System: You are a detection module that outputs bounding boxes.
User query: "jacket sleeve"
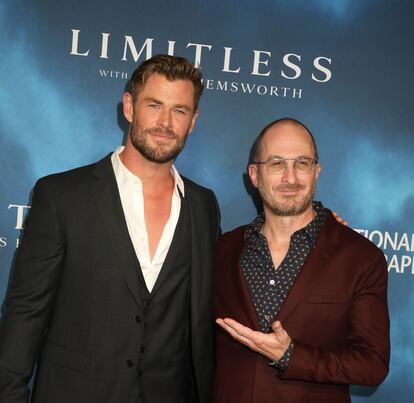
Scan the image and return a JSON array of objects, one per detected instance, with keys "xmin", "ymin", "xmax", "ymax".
[
  {"xmin": 0, "ymin": 178, "xmax": 65, "ymax": 402},
  {"xmin": 279, "ymin": 250, "xmax": 390, "ymax": 386}
]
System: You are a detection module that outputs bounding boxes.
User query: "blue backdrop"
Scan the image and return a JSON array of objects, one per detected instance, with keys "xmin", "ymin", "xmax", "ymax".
[{"xmin": 1, "ymin": 0, "xmax": 413, "ymax": 401}]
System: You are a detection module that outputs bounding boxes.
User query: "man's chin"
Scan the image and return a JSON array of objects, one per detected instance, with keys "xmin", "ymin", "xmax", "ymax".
[{"xmin": 269, "ymin": 200, "xmax": 312, "ymax": 217}]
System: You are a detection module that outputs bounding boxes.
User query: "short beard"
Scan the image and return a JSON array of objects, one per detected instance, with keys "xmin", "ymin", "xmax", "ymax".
[
  {"xmin": 130, "ymin": 124, "xmax": 187, "ymax": 164},
  {"xmin": 264, "ymin": 183, "xmax": 315, "ymax": 217}
]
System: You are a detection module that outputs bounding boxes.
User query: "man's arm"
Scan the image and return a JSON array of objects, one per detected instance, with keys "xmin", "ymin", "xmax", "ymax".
[
  {"xmin": 217, "ymin": 250, "xmax": 390, "ymax": 386},
  {"xmin": 281, "ymin": 250, "xmax": 390, "ymax": 386},
  {"xmin": 0, "ymin": 179, "xmax": 65, "ymax": 402}
]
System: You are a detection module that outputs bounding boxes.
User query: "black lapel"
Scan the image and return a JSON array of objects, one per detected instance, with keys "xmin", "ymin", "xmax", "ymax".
[
  {"xmin": 185, "ymin": 184, "xmax": 212, "ymax": 328},
  {"xmin": 89, "ymin": 154, "xmax": 146, "ymax": 307},
  {"xmin": 150, "ymin": 190, "xmax": 189, "ymax": 295}
]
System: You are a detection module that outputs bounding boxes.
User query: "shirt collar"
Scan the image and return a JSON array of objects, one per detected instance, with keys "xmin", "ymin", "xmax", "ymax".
[
  {"xmin": 111, "ymin": 146, "xmax": 185, "ymax": 197},
  {"xmin": 245, "ymin": 201, "xmax": 326, "ymax": 244}
]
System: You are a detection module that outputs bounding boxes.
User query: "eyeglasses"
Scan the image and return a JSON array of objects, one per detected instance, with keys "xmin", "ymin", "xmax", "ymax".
[{"xmin": 251, "ymin": 157, "xmax": 318, "ymax": 175}]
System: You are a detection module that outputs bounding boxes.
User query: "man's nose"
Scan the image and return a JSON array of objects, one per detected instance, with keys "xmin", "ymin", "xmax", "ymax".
[
  {"xmin": 157, "ymin": 108, "xmax": 173, "ymax": 128},
  {"xmin": 281, "ymin": 161, "xmax": 298, "ymax": 183}
]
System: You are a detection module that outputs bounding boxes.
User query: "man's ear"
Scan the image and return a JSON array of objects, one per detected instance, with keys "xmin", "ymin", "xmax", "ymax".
[
  {"xmin": 123, "ymin": 92, "xmax": 133, "ymax": 124},
  {"xmin": 188, "ymin": 110, "xmax": 199, "ymax": 134},
  {"xmin": 248, "ymin": 164, "xmax": 259, "ymax": 188},
  {"xmin": 315, "ymin": 162, "xmax": 322, "ymax": 180}
]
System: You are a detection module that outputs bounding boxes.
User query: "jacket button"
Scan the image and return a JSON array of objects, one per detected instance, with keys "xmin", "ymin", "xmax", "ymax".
[
  {"xmin": 126, "ymin": 360, "xmax": 134, "ymax": 368},
  {"xmin": 138, "ymin": 370, "xmax": 143, "ymax": 377},
  {"xmin": 135, "ymin": 315, "xmax": 142, "ymax": 323},
  {"xmin": 140, "ymin": 346, "xmax": 146, "ymax": 353}
]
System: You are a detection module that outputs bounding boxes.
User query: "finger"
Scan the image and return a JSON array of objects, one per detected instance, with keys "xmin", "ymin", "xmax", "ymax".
[
  {"xmin": 222, "ymin": 318, "xmax": 258, "ymax": 339},
  {"xmin": 332, "ymin": 211, "xmax": 349, "ymax": 227},
  {"xmin": 217, "ymin": 319, "xmax": 257, "ymax": 347}
]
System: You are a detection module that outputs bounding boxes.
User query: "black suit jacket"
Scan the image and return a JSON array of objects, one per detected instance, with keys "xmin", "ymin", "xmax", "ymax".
[{"xmin": 0, "ymin": 154, "xmax": 220, "ymax": 403}]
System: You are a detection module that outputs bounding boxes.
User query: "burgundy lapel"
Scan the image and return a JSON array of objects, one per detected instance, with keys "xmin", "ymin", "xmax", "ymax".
[
  {"xmin": 232, "ymin": 234, "xmax": 262, "ymax": 331},
  {"xmin": 276, "ymin": 214, "xmax": 339, "ymax": 323}
]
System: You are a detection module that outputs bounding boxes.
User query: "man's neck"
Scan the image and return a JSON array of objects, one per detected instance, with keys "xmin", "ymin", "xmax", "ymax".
[
  {"xmin": 120, "ymin": 143, "xmax": 174, "ymax": 194},
  {"xmin": 261, "ymin": 206, "xmax": 315, "ymax": 244}
]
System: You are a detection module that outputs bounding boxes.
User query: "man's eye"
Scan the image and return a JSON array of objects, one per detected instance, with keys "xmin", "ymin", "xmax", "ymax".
[
  {"xmin": 175, "ymin": 108, "xmax": 186, "ymax": 115},
  {"xmin": 269, "ymin": 160, "xmax": 284, "ymax": 167},
  {"xmin": 149, "ymin": 103, "xmax": 159, "ymax": 108},
  {"xmin": 297, "ymin": 159, "xmax": 310, "ymax": 167}
]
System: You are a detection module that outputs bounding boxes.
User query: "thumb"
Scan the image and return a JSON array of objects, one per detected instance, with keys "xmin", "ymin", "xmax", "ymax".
[{"xmin": 271, "ymin": 320, "xmax": 283, "ymax": 334}]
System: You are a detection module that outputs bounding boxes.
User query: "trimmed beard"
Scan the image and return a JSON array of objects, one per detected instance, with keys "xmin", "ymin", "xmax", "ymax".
[
  {"xmin": 262, "ymin": 182, "xmax": 316, "ymax": 217},
  {"xmin": 130, "ymin": 123, "xmax": 188, "ymax": 164}
]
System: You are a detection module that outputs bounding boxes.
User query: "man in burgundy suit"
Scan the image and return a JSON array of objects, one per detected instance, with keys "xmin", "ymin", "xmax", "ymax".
[{"xmin": 213, "ymin": 118, "xmax": 390, "ymax": 403}]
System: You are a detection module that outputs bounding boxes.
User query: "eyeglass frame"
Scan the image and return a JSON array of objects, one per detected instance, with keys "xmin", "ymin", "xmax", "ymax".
[{"xmin": 250, "ymin": 156, "xmax": 319, "ymax": 175}]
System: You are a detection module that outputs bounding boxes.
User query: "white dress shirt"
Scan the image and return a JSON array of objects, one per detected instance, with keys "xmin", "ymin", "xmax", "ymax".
[{"xmin": 111, "ymin": 146, "xmax": 184, "ymax": 292}]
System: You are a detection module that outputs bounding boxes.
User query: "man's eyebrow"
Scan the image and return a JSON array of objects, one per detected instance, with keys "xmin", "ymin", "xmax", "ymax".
[
  {"xmin": 143, "ymin": 97, "xmax": 192, "ymax": 111},
  {"xmin": 143, "ymin": 97, "xmax": 162, "ymax": 104},
  {"xmin": 266, "ymin": 154, "xmax": 313, "ymax": 160}
]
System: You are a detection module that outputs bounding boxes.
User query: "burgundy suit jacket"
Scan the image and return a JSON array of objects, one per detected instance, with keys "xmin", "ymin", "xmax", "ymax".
[{"xmin": 213, "ymin": 211, "xmax": 389, "ymax": 403}]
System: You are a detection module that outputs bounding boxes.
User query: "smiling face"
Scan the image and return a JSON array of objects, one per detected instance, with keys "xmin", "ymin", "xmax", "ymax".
[
  {"xmin": 248, "ymin": 121, "xmax": 321, "ymax": 217},
  {"xmin": 123, "ymin": 73, "xmax": 198, "ymax": 164}
]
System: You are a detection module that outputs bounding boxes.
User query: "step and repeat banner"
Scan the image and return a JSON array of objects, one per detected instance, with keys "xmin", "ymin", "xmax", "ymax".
[{"xmin": 1, "ymin": 0, "xmax": 413, "ymax": 401}]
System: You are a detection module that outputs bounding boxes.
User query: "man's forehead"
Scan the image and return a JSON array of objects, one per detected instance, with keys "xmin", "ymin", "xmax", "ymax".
[
  {"xmin": 264, "ymin": 123, "xmax": 312, "ymax": 144},
  {"xmin": 136, "ymin": 73, "xmax": 195, "ymax": 106},
  {"xmin": 261, "ymin": 123, "xmax": 314, "ymax": 156}
]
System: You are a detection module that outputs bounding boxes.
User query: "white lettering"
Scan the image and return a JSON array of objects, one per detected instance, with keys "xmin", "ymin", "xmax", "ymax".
[
  {"xmin": 257, "ymin": 85, "xmax": 267, "ymax": 95},
  {"xmin": 312, "ymin": 57, "xmax": 332, "ymax": 82},
  {"xmin": 252, "ymin": 50, "xmax": 271, "ymax": 76},
  {"xmin": 383, "ymin": 231, "xmax": 398, "ymax": 250},
  {"xmin": 388, "ymin": 254, "xmax": 400, "ymax": 273},
  {"xmin": 205, "ymin": 79, "xmax": 214, "ymax": 90},
  {"xmin": 122, "ymin": 37, "xmax": 153, "ymax": 62},
  {"xmin": 223, "ymin": 47, "xmax": 241, "ymax": 73},
  {"xmin": 217, "ymin": 80, "xmax": 228, "ymax": 91},
  {"xmin": 281, "ymin": 53, "xmax": 301, "ymax": 79},
  {"xmin": 186, "ymin": 43, "xmax": 213, "ymax": 67},
  {"xmin": 100, "ymin": 33, "xmax": 110, "ymax": 59},
  {"xmin": 8, "ymin": 204, "xmax": 31, "ymax": 230},
  {"xmin": 230, "ymin": 82, "xmax": 238, "ymax": 92},
  {"xmin": 368, "ymin": 230, "xmax": 384, "ymax": 248},
  {"xmin": 167, "ymin": 40, "xmax": 176, "ymax": 56},
  {"xmin": 240, "ymin": 82, "xmax": 256, "ymax": 94},
  {"xmin": 281, "ymin": 87, "xmax": 290, "ymax": 97},
  {"xmin": 397, "ymin": 233, "xmax": 410, "ymax": 252},
  {"xmin": 292, "ymin": 88, "xmax": 302, "ymax": 98},
  {"xmin": 70, "ymin": 29, "xmax": 89, "ymax": 56}
]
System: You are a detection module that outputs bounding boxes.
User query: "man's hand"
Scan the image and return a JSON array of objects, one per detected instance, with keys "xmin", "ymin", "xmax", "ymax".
[
  {"xmin": 216, "ymin": 318, "xmax": 291, "ymax": 362},
  {"xmin": 332, "ymin": 211, "xmax": 348, "ymax": 226}
]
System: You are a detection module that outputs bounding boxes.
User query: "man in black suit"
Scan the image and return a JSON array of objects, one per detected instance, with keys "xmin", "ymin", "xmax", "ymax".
[{"xmin": 0, "ymin": 55, "xmax": 220, "ymax": 403}]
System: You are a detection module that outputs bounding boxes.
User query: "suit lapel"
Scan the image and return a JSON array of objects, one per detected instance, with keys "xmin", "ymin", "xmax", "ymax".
[
  {"xmin": 89, "ymin": 155, "xmax": 146, "ymax": 307},
  {"xmin": 277, "ymin": 214, "xmax": 338, "ymax": 323},
  {"xmin": 185, "ymin": 184, "xmax": 214, "ymax": 331},
  {"xmin": 234, "ymin": 242, "xmax": 262, "ymax": 330},
  {"xmin": 150, "ymin": 193, "xmax": 188, "ymax": 296}
]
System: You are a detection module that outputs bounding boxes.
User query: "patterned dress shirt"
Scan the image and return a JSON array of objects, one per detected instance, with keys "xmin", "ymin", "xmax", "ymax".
[{"xmin": 242, "ymin": 201, "xmax": 327, "ymax": 370}]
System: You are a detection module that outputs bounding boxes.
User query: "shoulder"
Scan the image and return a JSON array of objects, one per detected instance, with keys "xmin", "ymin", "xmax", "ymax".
[
  {"xmin": 181, "ymin": 175, "xmax": 216, "ymax": 198},
  {"xmin": 216, "ymin": 225, "xmax": 246, "ymax": 252},
  {"xmin": 35, "ymin": 154, "xmax": 111, "ymax": 191},
  {"xmin": 324, "ymin": 209, "xmax": 384, "ymax": 258},
  {"xmin": 181, "ymin": 175, "xmax": 220, "ymax": 213}
]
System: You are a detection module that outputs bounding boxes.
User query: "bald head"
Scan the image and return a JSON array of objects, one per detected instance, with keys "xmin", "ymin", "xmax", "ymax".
[{"xmin": 249, "ymin": 118, "xmax": 319, "ymax": 163}]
